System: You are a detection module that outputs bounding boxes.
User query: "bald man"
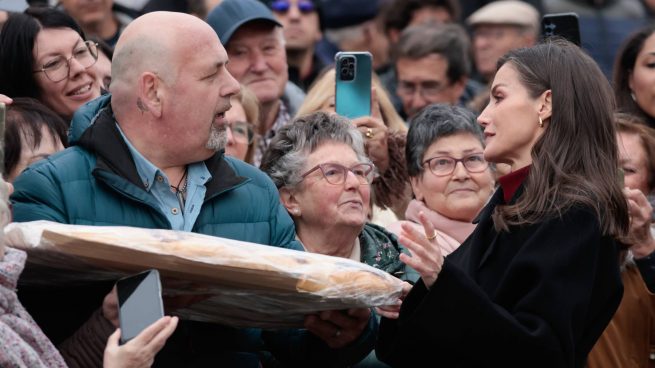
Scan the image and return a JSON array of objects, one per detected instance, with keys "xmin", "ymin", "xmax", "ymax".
[{"xmin": 11, "ymin": 12, "xmax": 374, "ymax": 368}]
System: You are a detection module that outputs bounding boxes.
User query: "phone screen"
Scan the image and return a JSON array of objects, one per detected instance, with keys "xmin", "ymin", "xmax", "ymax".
[{"xmin": 117, "ymin": 269, "xmax": 164, "ymax": 344}]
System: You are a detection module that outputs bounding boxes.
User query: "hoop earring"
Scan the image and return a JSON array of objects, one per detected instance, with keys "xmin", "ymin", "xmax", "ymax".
[{"xmin": 538, "ymin": 116, "xmax": 544, "ymax": 128}]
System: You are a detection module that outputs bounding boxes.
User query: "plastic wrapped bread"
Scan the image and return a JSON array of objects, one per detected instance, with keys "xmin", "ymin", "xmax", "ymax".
[{"xmin": 5, "ymin": 221, "xmax": 404, "ymax": 328}]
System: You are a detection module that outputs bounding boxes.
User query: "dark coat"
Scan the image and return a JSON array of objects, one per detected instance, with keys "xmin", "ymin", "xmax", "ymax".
[{"xmin": 376, "ymin": 187, "xmax": 623, "ymax": 368}]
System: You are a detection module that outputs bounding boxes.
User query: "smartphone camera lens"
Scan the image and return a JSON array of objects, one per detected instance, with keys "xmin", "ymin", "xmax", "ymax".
[{"xmin": 339, "ymin": 56, "xmax": 356, "ymax": 81}]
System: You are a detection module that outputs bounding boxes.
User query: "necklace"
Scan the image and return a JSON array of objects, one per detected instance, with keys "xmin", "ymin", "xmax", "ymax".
[{"xmin": 170, "ymin": 166, "xmax": 188, "ymax": 212}]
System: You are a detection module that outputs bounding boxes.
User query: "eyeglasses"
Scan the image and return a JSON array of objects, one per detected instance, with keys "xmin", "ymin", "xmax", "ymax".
[
  {"xmin": 226, "ymin": 121, "xmax": 255, "ymax": 144},
  {"xmin": 33, "ymin": 41, "xmax": 99, "ymax": 83},
  {"xmin": 269, "ymin": 0, "xmax": 316, "ymax": 14},
  {"xmin": 300, "ymin": 162, "xmax": 376, "ymax": 185},
  {"xmin": 397, "ymin": 80, "xmax": 452, "ymax": 99},
  {"xmin": 422, "ymin": 153, "xmax": 488, "ymax": 176}
]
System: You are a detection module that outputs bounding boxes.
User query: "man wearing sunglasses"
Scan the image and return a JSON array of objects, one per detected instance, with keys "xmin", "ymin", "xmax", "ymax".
[{"xmin": 267, "ymin": 0, "xmax": 327, "ymax": 91}]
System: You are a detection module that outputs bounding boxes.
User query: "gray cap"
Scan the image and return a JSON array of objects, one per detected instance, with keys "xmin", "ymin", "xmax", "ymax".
[
  {"xmin": 467, "ymin": 0, "xmax": 539, "ymax": 28},
  {"xmin": 206, "ymin": 0, "xmax": 282, "ymax": 45},
  {"xmin": 0, "ymin": 0, "xmax": 28, "ymax": 12}
]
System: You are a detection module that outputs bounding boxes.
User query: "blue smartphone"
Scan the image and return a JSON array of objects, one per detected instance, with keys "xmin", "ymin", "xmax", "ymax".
[
  {"xmin": 335, "ymin": 51, "xmax": 372, "ymax": 119},
  {"xmin": 116, "ymin": 269, "xmax": 164, "ymax": 344}
]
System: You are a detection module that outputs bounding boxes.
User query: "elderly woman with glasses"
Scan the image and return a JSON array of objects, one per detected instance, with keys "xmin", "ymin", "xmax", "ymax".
[
  {"xmin": 261, "ymin": 112, "xmax": 417, "ymax": 367},
  {"xmin": 261, "ymin": 111, "xmax": 418, "ymax": 283},
  {"xmin": 0, "ymin": 7, "xmax": 102, "ymax": 121},
  {"xmin": 388, "ymin": 104, "xmax": 495, "ymax": 255}
]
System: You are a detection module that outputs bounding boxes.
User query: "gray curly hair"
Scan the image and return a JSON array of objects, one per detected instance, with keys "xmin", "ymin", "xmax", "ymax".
[{"xmin": 260, "ymin": 111, "xmax": 371, "ymax": 189}]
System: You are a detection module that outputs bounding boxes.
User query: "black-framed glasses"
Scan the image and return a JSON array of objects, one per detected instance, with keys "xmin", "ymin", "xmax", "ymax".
[
  {"xmin": 226, "ymin": 121, "xmax": 255, "ymax": 144},
  {"xmin": 33, "ymin": 41, "xmax": 99, "ymax": 83},
  {"xmin": 270, "ymin": 0, "xmax": 316, "ymax": 14},
  {"xmin": 422, "ymin": 153, "xmax": 488, "ymax": 177},
  {"xmin": 300, "ymin": 162, "xmax": 376, "ymax": 185}
]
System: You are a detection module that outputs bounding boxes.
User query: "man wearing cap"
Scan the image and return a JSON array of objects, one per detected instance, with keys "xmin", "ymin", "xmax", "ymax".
[
  {"xmin": 467, "ymin": 0, "xmax": 539, "ymax": 83},
  {"xmin": 207, "ymin": 0, "xmax": 305, "ymax": 166},
  {"xmin": 267, "ymin": 0, "xmax": 326, "ymax": 91}
]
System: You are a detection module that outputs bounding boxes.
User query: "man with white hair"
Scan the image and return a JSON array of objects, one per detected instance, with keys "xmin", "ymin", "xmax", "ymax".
[{"xmin": 12, "ymin": 11, "xmax": 374, "ymax": 367}]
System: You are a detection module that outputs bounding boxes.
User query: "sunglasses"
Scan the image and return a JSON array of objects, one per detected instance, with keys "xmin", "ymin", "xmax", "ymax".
[{"xmin": 270, "ymin": 0, "xmax": 316, "ymax": 14}]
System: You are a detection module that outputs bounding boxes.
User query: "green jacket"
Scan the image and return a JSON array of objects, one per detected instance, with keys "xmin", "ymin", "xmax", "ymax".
[
  {"xmin": 360, "ymin": 223, "xmax": 419, "ymax": 284},
  {"xmin": 10, "ymin": 96, "xmax": 375, "ymax": 368}
]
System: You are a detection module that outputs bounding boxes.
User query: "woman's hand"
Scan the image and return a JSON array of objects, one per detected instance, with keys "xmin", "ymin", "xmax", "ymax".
[
  {"xmin": 352, "ymin": 87, "xmax": 389, "ymax": 174},
  {"xmin": 398, "ymin": 212, "xmax": 444, "ymax": 288},
  {"xmin": 304, "ymin": 307, "xmax": 371, "ymax": 349},
  {"xmin": 103, "ymin": 316, "xmax": 178, "ymax": 368},
  {"xmin": 625, "ymin": 188, "xmax": 655, "ymax": 258},
  {"xmin": 375, "ymin": 281, "xmax": 412, "ymax": 319},
  {"xmin": 0, "ymin": 94, "xmax": 12, "ymax": 104}
]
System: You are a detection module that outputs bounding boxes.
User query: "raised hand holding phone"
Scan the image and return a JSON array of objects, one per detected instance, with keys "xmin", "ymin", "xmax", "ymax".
[{"xmin": 116, "ymin": 269, "xmax": 164, "ymax": 344}]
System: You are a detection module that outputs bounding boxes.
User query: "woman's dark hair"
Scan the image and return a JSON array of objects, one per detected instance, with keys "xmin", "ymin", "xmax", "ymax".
[
  {"xmin": 5, "ymin": 97, "xmax": 69, "ymax": 178},
  {"xmin": 0, "ymin": 7, "xmax": 85, "ymax": 101},
  {"xmin": 406, "ymin": 103, "xmax": 484, "ymax": 177},
  {"xmin": 612, "ymin": 25, "xmax": 655, "ymax": 125},
  {"xmin": 494, "ymin": 39, "xmax": 629, "ymax": 238}
]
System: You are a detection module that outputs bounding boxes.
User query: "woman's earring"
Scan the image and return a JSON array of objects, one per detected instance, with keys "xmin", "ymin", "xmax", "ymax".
[
  {"xmin": 293, "ymin": 209, "xmax": 301, "ymax": 216},
  {"xmin": 631, "ymin": 91, "xmax": 637, "ymax": 102},
  {"xmin": 538, "ymin": 116, "xmax": 544, "ymax": 128}
]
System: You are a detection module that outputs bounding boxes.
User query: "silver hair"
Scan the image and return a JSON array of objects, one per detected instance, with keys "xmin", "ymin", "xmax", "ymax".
[
  {"xmin": 260, "ymin": 112, "xmax": 371, "ymax": 189},
  {"xmin": 206, "ymin": 124, "xmax": 227, "ymax": 151}
]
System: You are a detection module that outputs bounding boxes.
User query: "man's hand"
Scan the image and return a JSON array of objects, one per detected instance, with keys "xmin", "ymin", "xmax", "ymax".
[
  {"xmin": 102, "ymin": 286, "xmax": 119, "ymax": 328},
  {"xmin": 304, "ymin": 308, "xmax": 371, "ymax": 348},
  {"xmin": 103, "ymin": 316, "xmax": 178, "ymax": 368}
]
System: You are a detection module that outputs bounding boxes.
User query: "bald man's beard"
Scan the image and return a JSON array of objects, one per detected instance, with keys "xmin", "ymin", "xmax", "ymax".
[{"xmin": 206, "ymin": 125, "xmax": 227, "ymax": 151}]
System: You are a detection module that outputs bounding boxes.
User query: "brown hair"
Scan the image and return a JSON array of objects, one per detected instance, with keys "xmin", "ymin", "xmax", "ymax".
[
  {"xmin": 615, "ymin": 112, "xmax": 655, "ymax": 192},
  {"xmin": 493, "ymin": 40, "xmax": 629, "ymax": 238}
]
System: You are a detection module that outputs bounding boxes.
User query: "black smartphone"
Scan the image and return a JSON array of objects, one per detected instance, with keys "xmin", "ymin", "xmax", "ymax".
[
  {"xmin": 335, "ymin": 51, "xmax": 372, "ymax": 119},
  {"xmin": 116, "ymin": 269, "xmax": 164, "ymax": 344},
  {"xmin": 542, "ymin": 12, "xmax": 581, "ymax": 46}
]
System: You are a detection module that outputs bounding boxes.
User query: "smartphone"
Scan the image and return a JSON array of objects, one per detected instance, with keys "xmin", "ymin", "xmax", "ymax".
[
  {"xmin": 542, "ymin": 13, "xmax": 581, "ymax": 46},
  {"xmin": 335, "ymin": 51, "xmax": 372, "ymax": 119},
  {"xmin": 116, "ymin": 269, "xmax": 164, "ymax": 344}
]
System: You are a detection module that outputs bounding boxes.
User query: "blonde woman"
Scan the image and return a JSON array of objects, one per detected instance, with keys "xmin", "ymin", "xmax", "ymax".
[{"xmin": 296, "ymin": 68, "xmax": 411, "ymax": 224}]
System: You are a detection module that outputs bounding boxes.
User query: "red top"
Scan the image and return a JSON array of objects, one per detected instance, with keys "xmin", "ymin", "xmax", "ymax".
[{"xmin": 497, "ymin": 165, "xmax": 531, "ymax": 203}]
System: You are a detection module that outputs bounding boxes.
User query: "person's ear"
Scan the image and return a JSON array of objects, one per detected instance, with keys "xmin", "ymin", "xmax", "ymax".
[
  {"xmin": 410, "ymin": 175, "xmax": 424, "ymax": 202},
  {"xmin": 137, "ymin": 72, "xmax": 163, "ymax": 118},
  {"xmin": 538, "ymin": 89, "xmax": 552, "ymax": 122},
  {"xmin": 279, "ymin": 187, "xmax": 301, "ymax": 217}
]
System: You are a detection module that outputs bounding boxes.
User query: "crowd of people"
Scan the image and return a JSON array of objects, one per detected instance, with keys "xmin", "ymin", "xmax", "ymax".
[{"xmin": 0, "ymin": 0, "xmax": 653, "ymax": 367}]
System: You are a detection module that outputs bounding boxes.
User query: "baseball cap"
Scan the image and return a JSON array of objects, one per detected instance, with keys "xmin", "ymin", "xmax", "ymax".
[
  {"xmin": 206, "ymin": 0, "xmax": 282, "ymax": 45},
  {"xmin": 320, "ymin": 0, "xmax": 379, "ymax": 30},
  {"xmin": 466, "ymin": 0, "xmax": 539, "ymax": 28}
]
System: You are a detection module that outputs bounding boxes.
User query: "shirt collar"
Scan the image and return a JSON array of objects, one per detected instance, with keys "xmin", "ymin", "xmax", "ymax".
[
  {"xmin": 116, "ymin": 123, "xmax": 161, "ymax": 191},
  {"xmin": 498, "ymin": 165, "xmax": 531, "ymax": 203}
]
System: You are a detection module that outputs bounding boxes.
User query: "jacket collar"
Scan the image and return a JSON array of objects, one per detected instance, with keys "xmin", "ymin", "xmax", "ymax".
[{"xmin": 77, "ymin": 104, "xmax": 247, "ymax": 198}]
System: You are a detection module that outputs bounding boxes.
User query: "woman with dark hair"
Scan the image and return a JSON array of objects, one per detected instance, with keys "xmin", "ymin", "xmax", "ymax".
[
  {"xmin": 0, "ymin": 7, "xmax": 102, "ymax": 120},
  {"xmin": 377, "ymin": 39, "xmax": 629, "ymax": 367},
  {"xmin": 613, "ymin": 25, "xmax": 655, "ymax": 127},
  {"xmin": 4, "ymin": 97, "xmax": 68, "ymax": 182}
]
